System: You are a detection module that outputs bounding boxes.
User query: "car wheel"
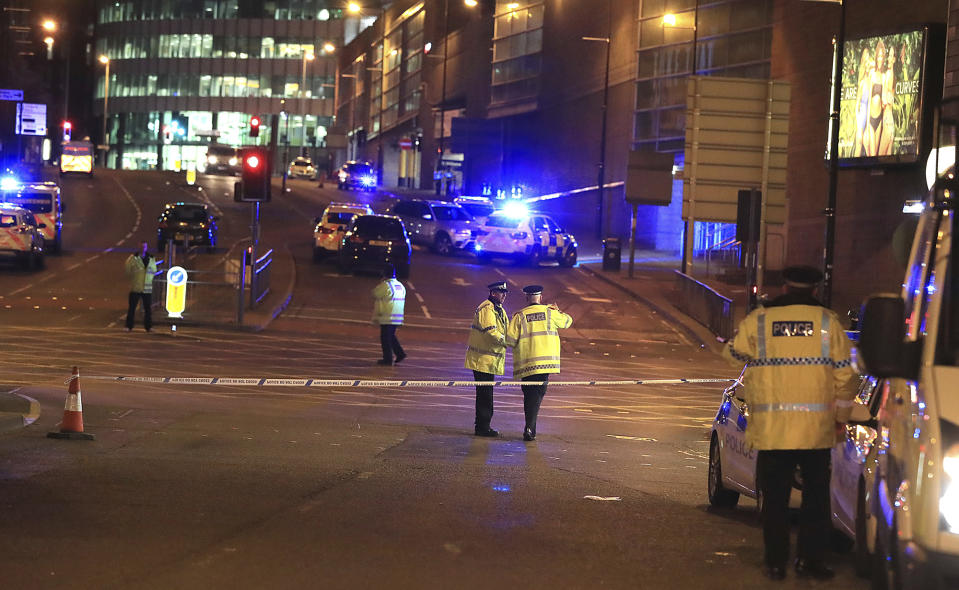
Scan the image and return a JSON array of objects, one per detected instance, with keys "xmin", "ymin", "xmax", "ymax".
[
  {"xmin": 707, "ymin": 435, "xmax": 740, "ymax": 508},
  {"xmin": 433, "ymin": 234, "xmax": 453, "ymax": 256},
  {"xmin": 560, "ymin": 247, "xmax": 577, "ymax": 267},
  {"xmin": 527, "ymin": 245, "xmax": 542, "ymax": 267},
  {"xmin": 855, "ymin": 480, "xmax": 872, "ymax": 577}
]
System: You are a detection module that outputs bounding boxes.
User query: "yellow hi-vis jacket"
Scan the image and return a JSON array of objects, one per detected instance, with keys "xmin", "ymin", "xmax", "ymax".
[
  {"xmin": 722, "ymin": 297, "xmax": 858, "ymax": 450},
  {"xmin": 506, "ymin": 304, "xmax": 572, "ymax": 378},
  {"xmin": 371, "ymin": 278, "xmax": 406, "ymax": 325},
  {"xmin": 125, "ymin": 254, "xmax": 158, "ymax": 294},
  {"xmin": 465, "ymin": 298, "xmax": 509, "ymax": 375}
]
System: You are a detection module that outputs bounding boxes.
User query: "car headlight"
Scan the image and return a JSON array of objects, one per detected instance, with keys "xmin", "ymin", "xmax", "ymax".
[
  {"xmin": 229, "ymin": 157, "xmax": 238, "ymax": 166},
  {"xmin": 207, "ymin": 156, "xmax": 217, "ymax": 164},
  {"xmin": 942, "ymin": 441, "xmax": 959, "ymax": 533}
]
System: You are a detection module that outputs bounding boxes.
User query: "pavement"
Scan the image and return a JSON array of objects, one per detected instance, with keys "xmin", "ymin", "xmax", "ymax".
[{"xmin": 0, "ymin": 389, "xmax": 41, "ymax": 434}]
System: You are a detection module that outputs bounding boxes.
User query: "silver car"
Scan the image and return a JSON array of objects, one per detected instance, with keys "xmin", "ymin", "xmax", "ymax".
[{"xmin": 389, "ymin": 199, "xmax": 478, "ymax": 255}]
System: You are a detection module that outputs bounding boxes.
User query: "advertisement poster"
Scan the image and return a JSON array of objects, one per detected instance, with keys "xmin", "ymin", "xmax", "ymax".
[{"xmin": 838, "ymin": 30, "xmax": 924, "ymax": 161}]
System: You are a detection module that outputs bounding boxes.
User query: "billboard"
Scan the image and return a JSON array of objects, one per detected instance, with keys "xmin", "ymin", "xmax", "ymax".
[{"xmin": 838, "ymin": 29, "xmax": 927, "ymax": 164}]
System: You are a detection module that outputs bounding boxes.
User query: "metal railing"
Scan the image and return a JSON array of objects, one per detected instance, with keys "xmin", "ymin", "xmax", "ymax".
[
  {"xmin": 251, "ymin": 248, "xmax": 272, "ymax": 305},
  {"xmin": 673, "ymin": 270, "xmax": 734, "ymax": 341},
  {"xmin": 153, "ymin": 266, "xmax": 242, "ymax": 325}
]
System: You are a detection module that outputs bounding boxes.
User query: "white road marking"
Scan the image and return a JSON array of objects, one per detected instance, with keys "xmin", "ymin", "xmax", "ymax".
[
  {"xmin": 66, "ymin": 263, "xmax": 82, "ymax": 271},
  {"xmin": 582, "ymin": 297, "xmax": 613, "ymax": 303},
  {"xmin": 566, "ymin": 286, "xmax": 585, "ymax": 295},
  {"xmin": 414, "ymin": 292, "xmax": 424, "ymax": 303},
  {"xmin": 452, "ymin": 277, "xmax": 470, "ymax": 286},
  {"xmin": 8, "ymin": 284, "xmax": 34, "ymax": 296},
  {"xmin": 421, "ymin": 305, "xmax": 432, "ymax": 319}
]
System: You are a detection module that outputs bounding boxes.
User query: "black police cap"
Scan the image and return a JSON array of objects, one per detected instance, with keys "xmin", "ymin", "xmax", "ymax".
[
  {"xmin": 487, "ymin": 281, "xmax": 508, "ymax": 292},
  {"xmin": 782, "ymin": 265, "xmax": 823, "ymax": 288},
  {"xmin": 522, "ymin": 285, "xmax": 543, "ymax": 295}
]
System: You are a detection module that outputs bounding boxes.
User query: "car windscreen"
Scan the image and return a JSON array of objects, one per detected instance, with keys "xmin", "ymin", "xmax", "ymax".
[
  {"xmin": 432, "ymin": 206, "xmax": 471, "ymax": 222},
  {"xmin": 207, "ymin": 146, "xmax": 235, "ymax": 156},
  {"xmin": 5, "ymin": 191, "xmax": 52, "ymax": 213},
  {"xmin": 172, "ymin": 206, "xmax": 208, "ymax": 222},
  {"xmin": 484, "ymin": 215, "xmax": 521, "ymax": 229},
  {"xmin": 460, "ymin": 203, "xmax": 494, "ymax": 218},
  {"xmin": 293, "ymin": 158, "xmax": 312, "ymax": 165},
  {"xmin": 354, "ymin": 217, "xmax": 405, "ymax": 240},
  {"xmin": 62, "ymin": 145, "xmax": 92, "ymax": 156},
  {"xmin": 346, "ymin": 164, "xmax": 374, "ymax": 175},
  {"xmin": 326, "ymin": 212, "xmax": 356, "ymax": 225}
]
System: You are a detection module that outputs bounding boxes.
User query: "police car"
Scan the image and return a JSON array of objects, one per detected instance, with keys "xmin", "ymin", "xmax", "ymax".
[
  {"xmin": 313, "ymin": 201, "xmax": 373, "ymax": 261},
  {"xmin": 453, "ymin": 196, "xmax": 495, "ymax": 224},
  {"xmin": 1, "ymin": 181, "xmax": 63, "ymax": 254},
  {"xmin": 474, "ymin": 204, "xmax": 577, "ymax": 267},
  {"xmin": 0, "ymin": 203, "xmax": 45, "ymax": 269},
  {"xmin": 709, "ymin": 367, "xmax": 879, "ymax": 573}
]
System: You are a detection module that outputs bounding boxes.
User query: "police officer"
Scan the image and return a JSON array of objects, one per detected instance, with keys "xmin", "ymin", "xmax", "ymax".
[
  {"xmin": 506, "ymin": 285, "xmax": 573, "ymax": 441},
  {"xmin": 465, "ymin": 281, "xmax": 510, "ymax": 437},
  {"xmin": 371, "ymin": 265, "xmax": 406, "ymax": 366},
  {"xmin": 723, "ymin": 265, "xmax": 857, "ymax": 581},
  {"xmin": 124, "ymin": 241, "xmax": 157, "ymax": 332}
]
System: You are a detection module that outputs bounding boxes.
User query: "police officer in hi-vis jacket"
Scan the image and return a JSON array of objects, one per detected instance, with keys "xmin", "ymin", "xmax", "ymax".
[
  {"xmin": 465, "ymin": 281, "xmax": 510, "ymax": 437},
  {"xmin": 506, "ymin": 285, "xmax": 572, "ymax": 441},
  {"xmin": 371, "ymin": 265, "xmax": 406, "ymax": 366},
  {"xmin": 723, "ymin": 265, "xmax": 858, "ymax": 582}
]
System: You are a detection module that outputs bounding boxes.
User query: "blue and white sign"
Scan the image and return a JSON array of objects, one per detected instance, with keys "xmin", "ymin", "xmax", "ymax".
[
  {"xmin": 0, "ymin": 89, "xmax": 23, "ymax": 101},
  {"xmin": 16, "ymin": 103, "xmax": 47, "ymax": 136},
  {"xmin": 165, "ymin": 266, "xmax": 188, "ymax": 318}
]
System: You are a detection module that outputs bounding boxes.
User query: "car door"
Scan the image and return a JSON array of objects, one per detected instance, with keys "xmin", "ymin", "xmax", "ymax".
[
  {"xmin": 830, "ymin": 376, "xmax": 880, "ymax": 536},
  {"xmin": 420, "ymin": 203, "xmax": 437, "ymax": 243},
  {"xmin": 720, "ymin": 386, "xmax": 758, "ymax": 494}
]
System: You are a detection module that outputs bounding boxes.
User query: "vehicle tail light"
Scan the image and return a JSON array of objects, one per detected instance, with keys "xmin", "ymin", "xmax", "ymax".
[
  {"xmin": 510, "ymin": 231, "xmax": 528, "ymax": 240},
  {"xmin": 349, "ymin": 235, "xmax": 365, "ymax": 244}
]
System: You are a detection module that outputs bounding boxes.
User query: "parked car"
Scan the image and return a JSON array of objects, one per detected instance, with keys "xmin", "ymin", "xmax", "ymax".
[
  {"xmin": 338, "ymin": 214, "xmax": 411, "ymax": 278},
  {"xmin": 288, "ymin": 157, "xmax": 316, "ymax": 179},
  {"xmin": 707, "ymin": 367, "xmax": 878, "ymax": 573},
  {"xmin": 313, "ymin": 201, "xmax": 374, "ymax": 261},
  {"xmin": 337, "ymin": 161, "xmax": 377, "ymax": 191},
  {"xmin": 156, "ymin": 202, "xmax": 218, "ymax": 252},
  {"xmin": 389, "ymin": 199, "xmax": 477, "ymax": 255},
  {"xmin": 475, "ymin": 209, "xmax": 577, "ymax": 267},
  {"xmin": 454, "ymin": 196, "xmax": 496, "ymax": 224},
  {"xmin": 0, "ymin": 203, "xmax": 45, "ymax": 269}
]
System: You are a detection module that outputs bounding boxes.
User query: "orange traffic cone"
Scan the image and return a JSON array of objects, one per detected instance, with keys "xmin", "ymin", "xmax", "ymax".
[{"xmin": 47, "ymin": 366, "xmax": 95, "ymax": 440}]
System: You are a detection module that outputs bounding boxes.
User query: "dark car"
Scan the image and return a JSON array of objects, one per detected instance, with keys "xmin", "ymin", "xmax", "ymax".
[
  {"xmin": 203, "ymin": 145, "xmax": 240, "ymax": 175},
  {"xmin": 337, "ymin": 161, "xmax": 377, "ymax": 191},
  {"xmin": 157, "ymin": 202, "xmax": 218, "ymax": 252},
  {"xmin": 338, "ymin": 214, "xmax": 411, "ymax": 278}
]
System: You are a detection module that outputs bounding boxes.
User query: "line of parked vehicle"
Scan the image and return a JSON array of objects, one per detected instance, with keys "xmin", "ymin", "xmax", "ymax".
[{"xmin": 310, "ymin": 194, "xmax": 579, "ymax": 278}]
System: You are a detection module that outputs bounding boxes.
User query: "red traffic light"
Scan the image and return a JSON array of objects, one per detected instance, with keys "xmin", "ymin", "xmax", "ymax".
[
  {"xmin": 246, "ymin": 155, "xmax": 260, "ymax": 169},
  {"xmin": 63, "ymin": 121, "xmax": 72, "ymax": 130},
  {"xmin": 250, "ymin": 116, "xmax": 260, "ymax": 127},
  {"xmin": 249, "ymin": 116, "xmax": 261, "ymax": 137}
]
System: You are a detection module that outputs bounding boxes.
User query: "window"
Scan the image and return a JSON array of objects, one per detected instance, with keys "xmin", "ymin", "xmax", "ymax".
[
  {"xmin": 485, "ymin": 214, "xmax": 521, "ymax": 229},
  {"xmin": 0, "ymin": 214, "xmax": 17, "ymax": 227}
]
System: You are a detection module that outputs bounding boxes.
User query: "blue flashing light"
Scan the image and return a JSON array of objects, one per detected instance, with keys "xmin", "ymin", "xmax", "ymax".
[
  {"xmin": 492, "ymin": 484, "xmax": 511, "ymax": 492},
  {"xmin": 361, "ymin": 175, "xmax": 376, "ymax": 186},
  {"xmin": 0, "ymin": 176, "xmax": 19, "ymax": 192},
  {"xmin": 501, "ymin": 201, "xmax": 528, "ymax": 219},
  {"xmin": 474, "ymin": 243, "xmax": 483, "ymax": 252}
]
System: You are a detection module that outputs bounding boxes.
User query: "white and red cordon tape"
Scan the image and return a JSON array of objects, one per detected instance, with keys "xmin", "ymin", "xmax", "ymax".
[{"xmin": 80, "ymin": 376, "xmax": 739, "ymax": 388}]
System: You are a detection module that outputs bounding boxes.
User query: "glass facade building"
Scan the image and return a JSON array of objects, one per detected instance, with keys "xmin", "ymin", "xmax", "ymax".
[{"xmin": 94, "ymin": 0, "xmax": 354, "ymax": 171}]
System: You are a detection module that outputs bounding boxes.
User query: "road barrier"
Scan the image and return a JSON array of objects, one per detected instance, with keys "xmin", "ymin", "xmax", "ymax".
[{"xmin": 81, "ymin": 375, "xmax": 739, "ymax": 388}]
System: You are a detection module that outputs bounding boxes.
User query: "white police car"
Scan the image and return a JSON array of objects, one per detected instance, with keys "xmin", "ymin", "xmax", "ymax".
[
  {"xmin": 708, "ymin": 367, "xmax": 879, "ymax": 575},
  {"xmin": 313, "ymin": 201, "xmax": 373, "ymax": 261},
  {"xmin": 0, "ymin": 202, "xmax": 45, "ymax": 269},
  {"xmin": 474, "ymin": 203, "xmax": 577, "ymax": 267}
]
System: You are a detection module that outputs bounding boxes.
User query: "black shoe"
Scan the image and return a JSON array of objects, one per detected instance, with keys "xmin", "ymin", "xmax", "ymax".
[
  {"xmin": 376, "ymin": 359, "xmax": 393, "ymax": 366},
  {"xmin": 794, "ymin": 559, "xmax": 834, "ymax": 580},
  {"xmin": 763, "ymin": 565, "xmax": 786, "ymax": 581},
  {"xmin": 474, "ymin": 427, "xmax": 498, "ymax": 437},
  {"xmin": 394, "ymin": 354, "xmax": 407, "ymax": 363},
  {"xmin": 523, "ymin": 427, "xmax": 535, "ymax": 441}
]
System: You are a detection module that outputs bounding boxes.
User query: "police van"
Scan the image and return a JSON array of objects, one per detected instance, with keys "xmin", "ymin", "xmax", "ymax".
[
  {"xmin": 0, "ymin": 203, "xmax": 45, "ymax": 269},
  {"xmin": 855, "ymin": 100, "xmax": 959, "ymax": 590},
  {"xmin": 1, "ymin": 182, "xmax": 63, "ymax": 253},
  {"xmin": 59, "ymin": 140, "xmax": 94, "ymax": 176},
  {"xmin": 474, "ymin": 204, "xmax": 577, "ymax": 267}
]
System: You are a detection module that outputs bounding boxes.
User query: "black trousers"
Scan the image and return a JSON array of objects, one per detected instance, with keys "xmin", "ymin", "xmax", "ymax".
[
  {"xmin": 126, "ymin": 292, "xmax": 152, "ymax": 330},
  {"xmin": 757, "ymin": 448, "xmax": 831, "ymax": 567},
  {"xmin": 521, "ymin": 374, "xmax": 549, "ymax": 434},
  {"xmin": 473, "ymin": 370, "xmax": 494, "ymax": 430},
  {"xmin": 379, "ymin": 324, "xmax": 405, "ymax": 362}
]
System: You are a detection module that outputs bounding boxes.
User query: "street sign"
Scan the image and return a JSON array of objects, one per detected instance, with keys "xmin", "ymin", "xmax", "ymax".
[
  {"xmin": 0, "ymin": 89, "xmax": 23, "ymax": 101},
  {"xmin": 399, "ymin": 138, "xmax": 412, "ymax": 150},
  {"xmin": 166, "ymin": 266, "xmax": 188, "ymax": 318},
  {"xmin": 625, "ymin": 151, "xmax": 674, "ymax": 206},
  {"xmin": 15, "ymin": 103, "xmax": 47, "ymax": 136}
]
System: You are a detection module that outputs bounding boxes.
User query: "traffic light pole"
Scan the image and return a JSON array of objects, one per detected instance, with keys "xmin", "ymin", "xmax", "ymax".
[{"xmin": 250, "ymin": 201, "xmax": 260, "ymax": 309}]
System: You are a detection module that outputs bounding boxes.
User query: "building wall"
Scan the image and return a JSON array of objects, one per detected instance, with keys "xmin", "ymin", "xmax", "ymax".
[{"xmin": 772, "ymin": 0, "xmax": 948, "ymax": 315}]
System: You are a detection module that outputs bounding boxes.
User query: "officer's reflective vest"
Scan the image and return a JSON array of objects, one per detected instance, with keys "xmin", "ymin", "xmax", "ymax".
[
  {"xmin": 722, "ymin": 302, "xmax": 858, "ymax": 450},
  {"xmin": 372, "ymin": 279, "xmax": 405, "ymax": 325},
  {"xmin": 506, "ymin": 303, "xmax": 572, "ymax": 378},
  {"xmin": 465, "ymin": 298, "xmax": 508, "ymax": 375},
  {"xmin": 125, "ymin": 254, "xmax": 158, "ymax": 294}
]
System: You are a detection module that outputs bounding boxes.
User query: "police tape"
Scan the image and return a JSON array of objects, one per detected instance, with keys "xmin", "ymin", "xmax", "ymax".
[{"xmin": 80, "ymin": 375, "xmax": 739, "ymax": 388}]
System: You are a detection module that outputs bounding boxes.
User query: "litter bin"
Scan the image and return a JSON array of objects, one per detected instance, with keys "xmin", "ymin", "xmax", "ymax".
[{"xmin": 602, "ymin": 236, "xmax": 621, "ymax": 271}]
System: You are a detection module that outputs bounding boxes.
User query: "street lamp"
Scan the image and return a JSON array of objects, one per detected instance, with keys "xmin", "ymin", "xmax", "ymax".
[
  {"xmin": 301, "ymin": 50, "xmax": 315, "ymax": 157},
  {"xmin": 663, "ymin": 8, "xmax": 699, "ymax": 273},
  {"xmin": 583, "ymin": 13, "xmax": 611, "ymax": 239},
  {"xmin": 98, "ymin": 54, "xmax": 110, "ymax": 167}
]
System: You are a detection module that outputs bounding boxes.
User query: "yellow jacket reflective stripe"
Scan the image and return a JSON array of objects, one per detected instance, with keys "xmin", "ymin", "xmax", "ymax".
[
  {"xmin": 506, "ymin": 304, "xmax": 572, "ymax": 378},
  {"xmin": 464, "ymin": 299, "xmax": 508, "ymax": 375},
  {"xmin": 722, "ymin": 302, "xmax": 858, "ymax": 450},
  {"xmin": 371, "ymin": 279, "xmax": 405, "ymax": 325},
  {"xmin": 125, "ymin": 254, "xmax": 158, "ymax": 294}
]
